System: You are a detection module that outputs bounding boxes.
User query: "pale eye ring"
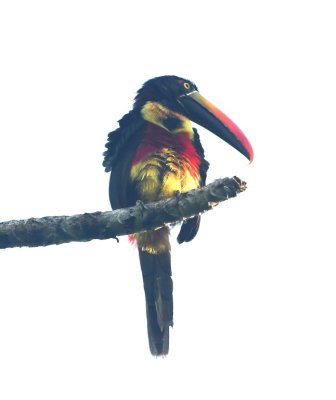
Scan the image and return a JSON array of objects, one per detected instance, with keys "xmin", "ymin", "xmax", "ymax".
[{"xmin": 183, "ymin": 82, "xmax": 190, "ymax": 89}]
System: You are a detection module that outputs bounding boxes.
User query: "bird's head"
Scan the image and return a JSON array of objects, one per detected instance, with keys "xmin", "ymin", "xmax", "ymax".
[{"xmin": 134, "ymin": 75, "xmax": 253, "ymax": 162}]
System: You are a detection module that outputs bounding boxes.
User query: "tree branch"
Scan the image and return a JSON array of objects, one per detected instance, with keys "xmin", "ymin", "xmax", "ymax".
[{"xmin": 0, "ymin": 176, "xmax": 247, "ymax": 249}]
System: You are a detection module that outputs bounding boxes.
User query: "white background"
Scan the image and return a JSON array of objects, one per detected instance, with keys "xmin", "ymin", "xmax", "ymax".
[{"xmin": 0, "ymin": 1, "xmax": 335, "ymax": 399}]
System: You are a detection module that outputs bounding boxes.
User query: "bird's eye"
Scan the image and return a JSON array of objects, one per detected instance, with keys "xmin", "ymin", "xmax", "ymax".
[{"xmin": 183, "ymin": 82, "xmax": 190, "ymax": 90}]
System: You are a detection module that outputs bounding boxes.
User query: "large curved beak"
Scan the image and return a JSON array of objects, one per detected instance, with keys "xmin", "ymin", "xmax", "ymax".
[{"xmin": 178, "ymin": 91, "xmax": 254, "ymax": 162}]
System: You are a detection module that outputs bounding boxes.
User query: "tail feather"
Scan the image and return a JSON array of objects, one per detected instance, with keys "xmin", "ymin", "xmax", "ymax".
[
  {"xmin": 177, "ymin": 215, "xmax": 201, "ymax": 244},
  {"xmin": 138, "ymin": 250, "xmax": 173, "ymax": 356}
]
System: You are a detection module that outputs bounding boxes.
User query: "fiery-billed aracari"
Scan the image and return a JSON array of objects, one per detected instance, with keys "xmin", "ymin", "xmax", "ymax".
[{"xmin": 103, "ymin": 76, "xmax": 253, "ymax": 356}]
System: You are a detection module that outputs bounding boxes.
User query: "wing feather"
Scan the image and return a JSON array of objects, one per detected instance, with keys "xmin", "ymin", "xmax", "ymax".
[
  {"xmin": 103, "ymin": 110, "xmax": 145, "ymax": 209},
  {"xmin": 177, "ymin": 128, "xmax": 209, "ymax": 243}
]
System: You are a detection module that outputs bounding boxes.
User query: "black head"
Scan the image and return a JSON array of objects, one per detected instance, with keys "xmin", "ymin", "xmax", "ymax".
[{"xmin": 134, "ymin": 75, "xmax": 198, "ymax": 112}]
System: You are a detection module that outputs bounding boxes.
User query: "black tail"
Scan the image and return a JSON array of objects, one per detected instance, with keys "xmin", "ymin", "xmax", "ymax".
[{"xmin": 138, "ymin": 250, "xmax": 173, "ymax": 356}]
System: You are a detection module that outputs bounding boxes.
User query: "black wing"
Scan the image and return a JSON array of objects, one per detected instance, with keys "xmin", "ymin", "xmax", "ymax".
[
  {"xmin": 177, "ymin": 128, "xmax": 209, "ymax": 244},
  {"xmin": 103, "ymin": 110, "xmax": 145, "ymax": 209}
]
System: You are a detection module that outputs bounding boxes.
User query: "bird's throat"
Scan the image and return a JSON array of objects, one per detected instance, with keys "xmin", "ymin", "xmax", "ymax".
[{"xmin": 141, "ymin": 101, "xmax": 194, "ymax": 138}]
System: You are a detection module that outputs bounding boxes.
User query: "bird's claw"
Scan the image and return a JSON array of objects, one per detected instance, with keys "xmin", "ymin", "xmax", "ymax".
[{"xmin": 136, "ymin": 199, "xmax": 148, "ymax": 210}]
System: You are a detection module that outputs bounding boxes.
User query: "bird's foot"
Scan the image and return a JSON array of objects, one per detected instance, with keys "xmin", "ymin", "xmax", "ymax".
[
  {"xmin": 136, "ymin": 199, "xmax": 149, "ymax": 212},
  {"xmin": 173, "ymin": 190, "xmax": 182, "ymax": 202},
  {"xmin": 136, "ymin": 199, "xmax": 151, "ymax": 221}
]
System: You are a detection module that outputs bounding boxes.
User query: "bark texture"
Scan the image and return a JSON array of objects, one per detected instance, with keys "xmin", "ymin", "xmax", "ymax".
[{"xmin": 0, "ymin": 176, "xmax": 247, "ymax": 249}]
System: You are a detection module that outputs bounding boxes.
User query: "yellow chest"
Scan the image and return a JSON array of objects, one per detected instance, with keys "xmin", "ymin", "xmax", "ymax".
[{"xmin": 131, "ymin": 148, "xmax": 200, "ymax": 202}]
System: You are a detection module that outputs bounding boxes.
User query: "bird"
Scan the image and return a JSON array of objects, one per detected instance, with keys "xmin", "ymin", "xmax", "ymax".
[{"xmin": 103, "ymin": 75, "xmax": 253, "ymax": 356}]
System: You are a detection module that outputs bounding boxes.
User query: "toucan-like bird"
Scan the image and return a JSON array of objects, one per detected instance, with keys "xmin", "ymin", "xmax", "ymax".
[{"xmin": 103, "ymin": 76, "xmax": 253, "ymax": 356}]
